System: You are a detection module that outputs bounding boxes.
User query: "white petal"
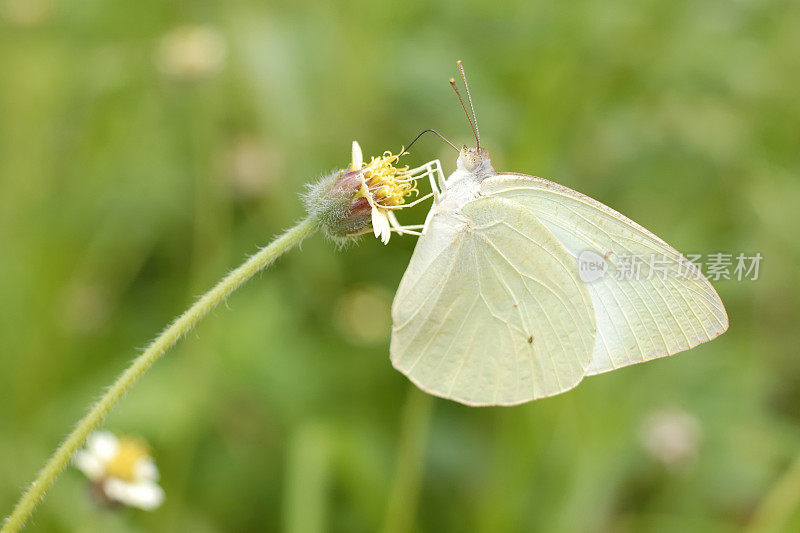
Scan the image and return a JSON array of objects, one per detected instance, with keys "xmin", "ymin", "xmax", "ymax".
[
  {"xmin": 103, "ymin": 478, "xmax": 165, "ymax": 510},
  {"xmin": 371, "ymin": 208, "xmax": 391, "ymax": 244},
  {"xmin": 87, "ymin": 431, "xmax": 119, "ymax": 463},
  {"xmin": 73, "ymin": 451, "xmax": 105, "ymax": 481},
  {"xmin": 351, "ymin": 141, "xmax": 363, "ymax": 170},
  {"xmin": 371, "ymin": 207, "xmax": 381, "ymax": 237},
  {"xmin": 133, "ymin": 457, "xmax": 159, "ymax": 482}
]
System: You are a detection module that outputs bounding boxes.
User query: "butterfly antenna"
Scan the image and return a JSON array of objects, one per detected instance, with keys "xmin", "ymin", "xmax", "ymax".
[
  {"xmin": 457, "ymin": 60, "xmax": 480, "ymax": 149},
  {"xmin": 403, "ymin": 129, "xmax": 458, "ymax": 154},
  {"xmin": 449, "ymin": 77, "xmax": 478, "ymax": 148}
]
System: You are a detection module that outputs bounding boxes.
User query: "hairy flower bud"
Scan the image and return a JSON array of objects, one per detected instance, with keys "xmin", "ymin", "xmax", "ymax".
[{"xmin": 305, "ymin": 169, "xmax": 372, "ymax": 241}]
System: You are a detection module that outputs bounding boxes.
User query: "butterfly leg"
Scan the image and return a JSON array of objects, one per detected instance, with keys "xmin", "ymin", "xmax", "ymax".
[
  {"xmin": 431, "ymin": 159, "xmax": 446, "ymax": 195},
  {"xmin": 387, "ymin": 211, "xmax": 424, "ymax": 236},
  {"xmin": 382, "ymin": 191, "xmax": 435, "ymax": 210},
  {"xmin": 424, "ymin": 159, "xmax": 445, "ymax": 199},
  {"xmin": 402, "ymin": 159, "xmax": 444, "ymax": 203},
  {"xmin": 384, "ymin": 159, "xmax": 443, "ymax": 238}
]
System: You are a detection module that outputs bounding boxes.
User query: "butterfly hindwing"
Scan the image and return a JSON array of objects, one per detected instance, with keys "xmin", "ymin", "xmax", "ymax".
[{"xmin": 482, "ymin": 173, "xmax": 728, "ymax": 375}]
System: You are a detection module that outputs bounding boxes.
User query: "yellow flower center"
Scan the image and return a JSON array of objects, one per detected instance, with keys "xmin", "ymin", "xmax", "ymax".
[
  {"xmin": 105, "ymin": 437, "xmax": 151, "ymax": 482},
  {"xmin": 357, "ymin": 151, "xmax": 417, "ymax": 207}
]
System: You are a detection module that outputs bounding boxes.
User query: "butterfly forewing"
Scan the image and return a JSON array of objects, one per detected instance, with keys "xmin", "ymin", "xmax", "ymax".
[
  {"xmin": 391, "ymin": 197, "xmax": 596, "ymax": 405},
  {"xmin": 482, "ymin": 173, "xmax": 729, "ymax": 375}
]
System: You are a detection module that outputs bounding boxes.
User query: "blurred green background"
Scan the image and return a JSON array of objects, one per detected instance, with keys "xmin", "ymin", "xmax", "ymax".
[{"xmin": 2, "ymin": 0, "xmax": 799, "ymax": 531}]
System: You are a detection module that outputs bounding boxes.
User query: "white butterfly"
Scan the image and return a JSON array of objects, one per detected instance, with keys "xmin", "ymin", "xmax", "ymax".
[{"xmin": 389, "ymin": 63, "xmax": 728, "ymax": 406}]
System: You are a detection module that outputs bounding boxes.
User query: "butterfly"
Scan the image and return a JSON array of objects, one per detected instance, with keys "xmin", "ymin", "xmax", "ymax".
[{"xmin": 389, "ymin": 62, "xmax": 728, "ymax": 406}]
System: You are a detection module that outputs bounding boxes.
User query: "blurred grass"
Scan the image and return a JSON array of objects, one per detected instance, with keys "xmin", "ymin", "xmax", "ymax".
[{"xmin": 1, "ymin": 0, "xmax": 799, "ymax": 531}]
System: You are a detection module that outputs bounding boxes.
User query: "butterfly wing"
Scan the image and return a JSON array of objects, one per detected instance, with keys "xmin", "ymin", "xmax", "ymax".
[
  {"xmin": 390, "ymin": 197, "xmax": 596, "ymax": 406},
  {"xmin": 482, "ymin": 173, "xmax": 728, "ymax": 375}
]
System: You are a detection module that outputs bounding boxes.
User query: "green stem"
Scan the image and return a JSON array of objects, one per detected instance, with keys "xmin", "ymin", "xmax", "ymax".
[
  {"xmin": 747, "ymin": 453, "xmax": 800, "ymax": 533},
  {"xmin": 2, "ymin": 217, "xmax": 318, "ymax": 533},
  {"xmin": 382, "ymin": 388, "xmax": 434, "ymax": 533}
]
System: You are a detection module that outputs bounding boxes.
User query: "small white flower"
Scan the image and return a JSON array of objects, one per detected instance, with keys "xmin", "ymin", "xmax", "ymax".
[
  {"xmin": 0, "ymin": 0, "xmax": 52, "ymax": 27},
  {"xmin": 156, "ymin": 25, "xmax": 226, "ymax": 81},
  {"xmin": 304, "ymin": 141, "xmax": 437, "ymax": 245},
  {"xmin": 350, "ymin": 141, "xmax": 420, "ymax": 245},
  {"xmin": 335, "ymin": 285, "xmax": 393, "ymax": 344},
  {"xmin": 73, "ymin": 431, "xmax": 165, "ymax": 510},
  {"xmin": 220, "ymin": 136, "xmax": 283, "ymax": 199},
  {"xmin": 640, "ymin": 408, "xmax": 701, "ymax": 471}
]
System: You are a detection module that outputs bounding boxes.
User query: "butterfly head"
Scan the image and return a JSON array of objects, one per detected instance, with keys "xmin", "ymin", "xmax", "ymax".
[{"xmin": 457, "ymin": 145, "xmax": 494, "ymax": 176}]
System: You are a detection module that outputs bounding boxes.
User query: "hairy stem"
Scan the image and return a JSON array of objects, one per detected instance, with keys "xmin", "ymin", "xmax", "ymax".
[{"xmin": 2, "ymin": 217, "xmax": 318, "ymax": 533}]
